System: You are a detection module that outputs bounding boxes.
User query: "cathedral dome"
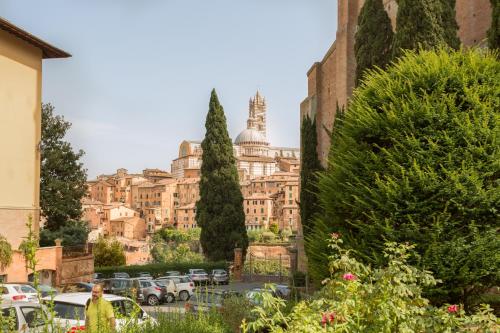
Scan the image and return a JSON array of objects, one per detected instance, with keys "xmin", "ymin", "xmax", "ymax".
[{"xmin": 234, "ymin": 128, "xmax": 268, "ymax": 145}]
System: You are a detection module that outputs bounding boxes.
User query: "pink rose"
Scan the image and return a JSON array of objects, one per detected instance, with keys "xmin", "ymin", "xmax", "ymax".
[
  {"xmin": 343, "ymin": 273, "xmax": 356, "ymax": 281},
  {"xmin": 321, "ymin": 314, "xmax": 328, "ymax": 327},
  {"xmin": 329, "ymin": 312, "xmax": 335, "ymax": 322},
  {"xmin": 447, "ymin": 305, "xmax": 458, "ymax": 313}
]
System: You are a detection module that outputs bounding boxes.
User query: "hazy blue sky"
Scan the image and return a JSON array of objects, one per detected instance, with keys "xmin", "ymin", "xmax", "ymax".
[{"xmin": 2, "ymin": 1, "xmax": 337, "ymax": 178}]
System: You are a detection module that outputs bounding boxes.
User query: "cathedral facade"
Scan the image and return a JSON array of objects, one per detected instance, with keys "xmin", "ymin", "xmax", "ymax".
[{"xmin": 171, "ymin": 92, "xmax": 299, "ymax": 180}]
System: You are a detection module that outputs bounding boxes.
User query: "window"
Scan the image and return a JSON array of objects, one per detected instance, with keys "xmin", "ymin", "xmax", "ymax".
[
  {"xmin": 290, "ymin": 210, "xmax": 293, "ymax": 215},
  {"xmin": 255, "ymin": 217, "xmax": 258, "ymax": 222},
  {"xmin": 253, "ymin": 209, "xmax": 256, "ymax": 214},
  {"xmin": 53, "ymin": 302, "xmax": 85, "ymax": 320},
  {"xmin": 246, "ymin": 208, "xmax": 249, "ymax": 213},
  {"xmin": 289, "ymin": 192, "xmax": 292, "ymax": 198},
  {"xmin": 289, "ymin": 186, "xmax": 292, "ymax": 191},
  {"xmin": 260, "ymin": 208, "xmax": 264, "ymax": 214},
  {"xmin": 289, "ymin": 200, "xmax": 293, "ymax": 205}
]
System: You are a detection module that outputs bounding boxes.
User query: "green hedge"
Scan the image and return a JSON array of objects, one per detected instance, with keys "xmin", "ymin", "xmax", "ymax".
[{"xmin": 95, "ymin": 261, "xmax": 229, "ymax": 278}]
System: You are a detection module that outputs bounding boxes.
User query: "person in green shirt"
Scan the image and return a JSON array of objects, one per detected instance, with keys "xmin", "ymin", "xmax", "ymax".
[{"xmin": 85, "ymin": 284, "xmax": 115, "ymax": 333}]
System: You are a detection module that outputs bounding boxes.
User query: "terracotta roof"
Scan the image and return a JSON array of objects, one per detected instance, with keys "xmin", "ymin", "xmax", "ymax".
[{"xmin": 0, "ymin": 17, "xmax": 71, "ymax": 58}]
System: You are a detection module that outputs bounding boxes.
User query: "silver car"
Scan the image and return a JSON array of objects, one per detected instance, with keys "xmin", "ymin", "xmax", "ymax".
[
  {"xmin": 134, "ymin": 279, "xmax": 174, "ymax": 305},
  {"xmin": 188, "ymin": 269, "xmax": 209, "ymax": 285},
  {"xmin": 1, "ymin": 301, "xmax": 52, "ymax": 332},
  {"xmin": 210, "ymin": 269, "xmax": 229, "ymax": 285},
  {"xmin": 156, "ymin": 275, "xmax": 195, "ymax": 302}
]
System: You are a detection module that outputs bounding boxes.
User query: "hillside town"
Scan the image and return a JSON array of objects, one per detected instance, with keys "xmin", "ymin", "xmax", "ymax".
[{"xmin": 82, "ymin": 92, "xmax": 300, "ymax": 264}]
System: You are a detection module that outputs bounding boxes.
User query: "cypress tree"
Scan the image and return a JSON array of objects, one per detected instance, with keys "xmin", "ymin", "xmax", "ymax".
[
  {"xmin": 196, "ymin": 89, "xmax": 248, "ymax": 262},
  {"xmin": 392, "ymin": 0, "xmax": 458, "ymax": 58},
  {"xmin": 299, "ymin": 115, "xmax": 323, "ymax": 240},
  {"xmin": 488, "ymin": 0, "xmax": 500, "ymax": 50},
  {"xmin": 354, "ymin": 0, "xmax": 394, "ymax": 85},
  {"xmin": 440, "ymin": 0, "xmax": 460, "ymax": 49}
]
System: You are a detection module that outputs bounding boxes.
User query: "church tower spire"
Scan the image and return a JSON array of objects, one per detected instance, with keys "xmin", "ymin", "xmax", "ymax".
[{"xmin": 247, "ymin": 91, "xmax": 267, "ymax": 139}]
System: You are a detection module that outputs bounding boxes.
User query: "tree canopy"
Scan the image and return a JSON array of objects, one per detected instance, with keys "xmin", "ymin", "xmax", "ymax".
[{"xmin": 40, "ymin": 103, "xmax": 87, "ymax": 232}]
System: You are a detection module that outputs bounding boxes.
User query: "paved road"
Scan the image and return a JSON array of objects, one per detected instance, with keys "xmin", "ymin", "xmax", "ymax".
[{"xmin": 143, "ymin": 281, "xmax": 264, "ymax": 315}]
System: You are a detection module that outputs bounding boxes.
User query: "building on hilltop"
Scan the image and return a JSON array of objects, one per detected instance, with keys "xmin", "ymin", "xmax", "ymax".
[
  {"xmin": 301, "ymin": 0, "xmax": 493, "ymax": 166},
  {"xmin": 171, "ymin": 91, "xmax": 300, "ymax": 180}
]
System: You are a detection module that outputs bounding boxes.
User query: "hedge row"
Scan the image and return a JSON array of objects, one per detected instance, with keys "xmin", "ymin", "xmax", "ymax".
[{"xmin": 95, "ymin": 261, "xmax": 229, "ymax": 278}]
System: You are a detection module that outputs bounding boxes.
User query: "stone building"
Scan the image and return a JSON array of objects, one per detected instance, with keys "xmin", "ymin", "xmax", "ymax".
[
  {"xmin": 174, "ymin": 203, "xmax": 197, "ymax": 230},
  {"xmin": 301, "ymin": 0, "xmax": 493, "ymax": 166}
]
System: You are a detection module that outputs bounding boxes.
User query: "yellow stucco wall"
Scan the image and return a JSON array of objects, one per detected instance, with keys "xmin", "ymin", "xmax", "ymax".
[{"xmin": 0, "ymin": 29, "xmax": 42, "ymax": 248}]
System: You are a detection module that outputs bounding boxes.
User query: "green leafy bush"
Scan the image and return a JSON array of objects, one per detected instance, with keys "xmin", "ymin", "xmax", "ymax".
[
  {"xmin": 151, "ymin": 242, "xmax": 204, "ymax": 264},
  {"xmin": 93, "ymin": 236, "xmax": 126, "ymax": 267},
  {"xmin": 308, "ymin": 48, "xmax": 500, "ymax": 307},
  {"xmin": 244, "ymin": 236, "xmax": 498, "ymax": 333},
  {"xmin": 95, "ymin": 261, "xmax": 229, "ymax": 278},
  {"xmin": 0, "ymin": 235, "xmax": 12, "ymax": 271}
]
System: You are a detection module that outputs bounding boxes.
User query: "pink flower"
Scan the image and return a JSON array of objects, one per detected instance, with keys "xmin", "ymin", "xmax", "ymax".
[
  {"xmin": 321, "ymin": 314, "xmax": 328, "ymax": 327},
  {"xmin": 329, "ymin": 312, "xmax": 335, "ymax": 322},
  {"xmin": 343, "ymin": 273, "xmax": 356, "ymax": 281},
  {"xmin": 447, "ymin": 305, "xmax": 458, "ymax": 313},
  {"xmin": 331, "ymin": 232, "xmax": 340, "ymax": 239}
]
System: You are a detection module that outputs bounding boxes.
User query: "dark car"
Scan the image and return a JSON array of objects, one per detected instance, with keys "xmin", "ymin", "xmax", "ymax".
[
  {"xmin": 93, "ymin": 272, "xmax": 104, "ymax": 282},
  {"xmin": 209, "ymin": 269, "xmax": 229, "ymax": 285},
  {"xmin": 60, "ymin": 282, "xmax": 94, "ymax": 293},
  {"xmin": 185, "ymin": 289, "xmax": 241, "ymax": 313},
  {"xmin": 112, "ymin": 272, "xmax": 130, "ymax": 279},
  {"xmin": 101, "ymin": 278, "xmax": 143, "ymax": 303}
]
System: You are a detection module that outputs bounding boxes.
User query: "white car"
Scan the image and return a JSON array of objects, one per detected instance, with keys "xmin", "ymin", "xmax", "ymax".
[
  {"xmin": 1, "ymin": 301, "xmax": 54, "ymax": 332},
  {"xmin": 188, "ymin": 269, "xmax": 209, "ymax": 285},
  {"xmin": 43, "ymin": 292, "xmax": 155, "ymax": 331},
  {"xmin": 1, "ymin": 284, "xmax": 39, "ymax": 303},
  {"xmin": 155, "ymin": 275, "xmax": 195, "ymax": 301}
]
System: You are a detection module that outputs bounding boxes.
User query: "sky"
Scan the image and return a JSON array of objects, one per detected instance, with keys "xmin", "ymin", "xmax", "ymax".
[{"xmin": 2, "ymin": 1, "xmax": 337, "ymax": 179}]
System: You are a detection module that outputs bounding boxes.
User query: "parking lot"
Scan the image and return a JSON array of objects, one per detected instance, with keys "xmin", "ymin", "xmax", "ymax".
[{"xmin": 142, "ymin": 281, "xmax": 265, "ymax": 315}]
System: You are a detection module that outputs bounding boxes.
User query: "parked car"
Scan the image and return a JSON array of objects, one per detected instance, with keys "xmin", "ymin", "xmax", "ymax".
[
  {"xmin": 60, "ymin": 282, "xmax": 94, "ymax": 293},
  {"xmin": 210, "ymin": 269, "xmax": 229, "ymax": 285},
  {"xmin": 188, "ymin": 269, "xmax": 209, "ymax": 285},
  {"xmin": 1, "ymin": 284, "xmax": 38, "ymax": 303},
  {"xmin": 132, "ymin": 279, "xmax": 175, "ymax": 306},
  {"xmin": 1, "ymin": 301, "xmax": 52, "ymax": 332},
  {"xmin": 137, "ymin": 272, "xmax": 152, "ymax": 279},
  {"xmin": 245, "ymin": 285, "xmax": 290, "ymax": 305},
  {"xmin": 164, "ymin": 271, "xmax": 181, "ymax": 277},
  {"xmin": 101, "ymin": 279, "xmax": 143, "ymax": 303},
  {"xmin": 112, "ymin": 272, "xmax": 130, "ymax": 279},
  {"xmin": 156, "ymin": 275, "xmax": 194, "ymax": 302},
  {"xmin": 92, "ymin": 272, "xmax": 104, "ymax": 282},
  {"xmin": 44, "ymin": 292, "xmax": 155, "ymax": 331},
  {"xmin": 185, "ymin": 290, "xmax": 241, "ymax": 313},
  {"xmin": 8, "ymin": 282, "xmax": 57, "ymax": 298}
]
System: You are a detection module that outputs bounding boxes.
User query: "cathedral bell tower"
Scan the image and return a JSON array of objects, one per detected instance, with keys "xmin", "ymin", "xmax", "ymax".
[{"xmin": 247, "ymin": 91, "xmax": 267, "ymax": 139}]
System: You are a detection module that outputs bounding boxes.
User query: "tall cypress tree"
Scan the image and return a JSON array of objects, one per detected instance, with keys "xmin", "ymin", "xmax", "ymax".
[
  {"xmin": 299, "ymin": 115, "xmax": 323, "ymax": 240},
  {"xmin": 488, "ymin": 0, "xmax": 500, "ymax": 50},
  {"xmin": 392, "ymin": 0, "xmax": 458, "ymax": 58},
  {"xmin": 196, "ymin": 89, "xmax": 248, "ymax": 262},
  {"xmin": 354, "ymin": 0, "xmax": 394, "ymax": 85}
]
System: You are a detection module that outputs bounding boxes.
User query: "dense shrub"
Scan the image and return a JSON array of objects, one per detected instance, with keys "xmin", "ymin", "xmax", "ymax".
[
  {"xmin": 95, "ymin": 261, "xmax": 229, "ymax": 278},
  {"xmin": 308, "ymin": 48, "xmax": 500, "ymax": 307},
  {"xmin": 244, "ymin": 236, "xmax": 498, "ymax": 333},
  {"xmin": 93, "ymin": 236, "xmax": 126, "ymax": 267}
]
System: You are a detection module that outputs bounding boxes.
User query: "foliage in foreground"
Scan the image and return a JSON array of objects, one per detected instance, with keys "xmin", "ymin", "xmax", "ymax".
[
  {"xmin": 307, "ymin": 48, "xmax": 500, "ymax": 306},
  {"xmin": 0, "ymin": 234, "xmax": 13, "ymax": 270},
  {"xmin": 196, "ymin": 89, "xmax": 249, "ymax": 261},
  {"xmin": 93, "ymin": 236, "xmax": 126, "ymax": 267},
  {"xmin": 244, "ymin": 236, "xmax": 498, "ymax": 333}
]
